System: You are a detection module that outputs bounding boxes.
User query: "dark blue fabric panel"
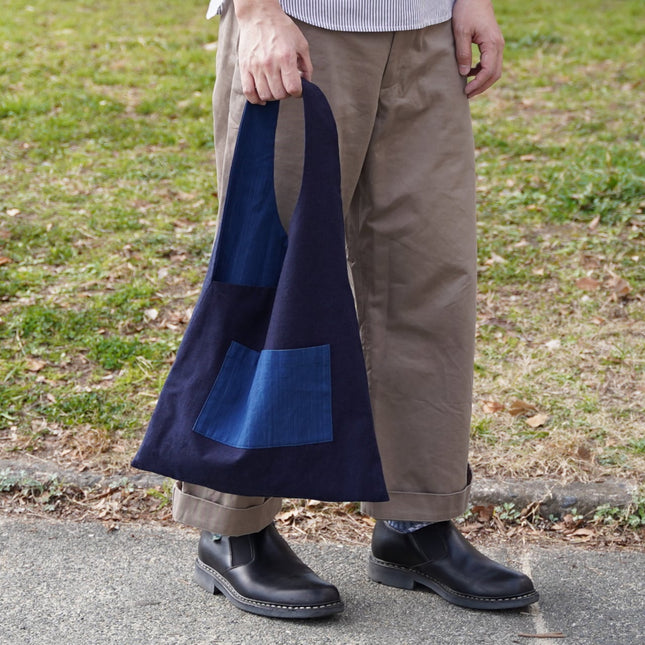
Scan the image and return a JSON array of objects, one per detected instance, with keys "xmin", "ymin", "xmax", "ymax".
[
  {"xmin": 211, "ymin": 100, "xmax": 287, "ymax": 288},
  {"xmin": 193, "ymin": 341, "xmax": 333, "ymax": 449}
]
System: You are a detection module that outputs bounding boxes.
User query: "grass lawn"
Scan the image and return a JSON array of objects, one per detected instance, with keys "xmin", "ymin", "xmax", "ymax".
[{"xmin": 1, "ymin": 0, "xmax": 643, "ymax": 507}]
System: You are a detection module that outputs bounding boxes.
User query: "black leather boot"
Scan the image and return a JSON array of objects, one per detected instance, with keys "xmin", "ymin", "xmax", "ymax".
[
  {"xmin": 193, "ymin": 523, "xmax": 344, "ymax": 618},
  {"xmin": 369, "ymin": 520, "xmax": 539, "ymax": 610}
]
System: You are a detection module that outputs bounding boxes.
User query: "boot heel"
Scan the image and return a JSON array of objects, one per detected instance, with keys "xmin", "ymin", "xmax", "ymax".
[
  {"xmin": 193, "ymin": 559, "xmax": 222, "ymax": 595},
  {"xmin": 368, "ymin": 558, "xmax": 415, "ymax": 590}
]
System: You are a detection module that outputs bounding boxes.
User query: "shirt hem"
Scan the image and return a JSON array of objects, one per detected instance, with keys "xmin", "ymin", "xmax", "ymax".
[
  {"xmin": 207, "ymin": 1, "xmax": 453, "ymax": 30},
  {"xmin": 284, "ymin": 12, "xmax": 453, "ymax": 32}
]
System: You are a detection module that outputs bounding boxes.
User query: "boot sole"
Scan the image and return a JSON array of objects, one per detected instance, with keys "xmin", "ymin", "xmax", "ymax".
[
  {"xmin": 193, "ymin": 558, "xmax": 345, "ymax": 619},
  {"xmin": 368, "ymin": 556, "xmax": 539, "ymax": 610}
]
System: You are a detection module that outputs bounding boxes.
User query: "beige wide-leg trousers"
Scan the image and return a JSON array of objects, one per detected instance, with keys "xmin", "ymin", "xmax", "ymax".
[{"xmin": 173, "ymin": 7, "xmax": 477, "ymax": 535}]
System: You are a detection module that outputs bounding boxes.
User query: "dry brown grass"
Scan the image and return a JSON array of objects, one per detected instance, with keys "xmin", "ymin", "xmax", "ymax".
[{"xmin": 470, "ymin": 268, "xmax": 644, "ymax": 484}]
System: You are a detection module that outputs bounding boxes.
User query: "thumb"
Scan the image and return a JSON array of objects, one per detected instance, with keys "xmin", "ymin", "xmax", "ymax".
[{"xmin": 454, "ymin": 30, "xmax": 473, "ymax": 76}]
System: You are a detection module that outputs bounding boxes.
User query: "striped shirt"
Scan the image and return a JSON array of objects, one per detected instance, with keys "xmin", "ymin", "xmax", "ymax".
[{"xmin": 206, "ymin": 1, "xmax": 455, "ymax": 31}]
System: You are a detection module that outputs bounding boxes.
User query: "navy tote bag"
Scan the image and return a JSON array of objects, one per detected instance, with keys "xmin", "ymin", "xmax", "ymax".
[{"xmin": 132, "ymin": 80, "xmax": 388, "ymax": 502}]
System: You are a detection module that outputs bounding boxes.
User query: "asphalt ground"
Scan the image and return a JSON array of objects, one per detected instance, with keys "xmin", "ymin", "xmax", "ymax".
[{"xmin": 1, "ymin": 517, "xmax": 643, "ymax": 645}]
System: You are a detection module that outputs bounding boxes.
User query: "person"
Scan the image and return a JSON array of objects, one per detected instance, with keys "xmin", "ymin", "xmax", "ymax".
[{"xmin": 172, "ymin": 0, "xmax": 539, "ymax": 618}]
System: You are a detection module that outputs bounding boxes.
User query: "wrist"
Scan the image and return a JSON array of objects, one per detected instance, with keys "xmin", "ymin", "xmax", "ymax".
[{"xmin": 234, "ymin": 0, "xmax": 284, "ymax": 22}]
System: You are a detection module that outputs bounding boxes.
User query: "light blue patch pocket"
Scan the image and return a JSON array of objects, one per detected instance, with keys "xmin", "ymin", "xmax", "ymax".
[{"xmin": 193, "ymin": 341, "xmax": 333, "ymax": 449}]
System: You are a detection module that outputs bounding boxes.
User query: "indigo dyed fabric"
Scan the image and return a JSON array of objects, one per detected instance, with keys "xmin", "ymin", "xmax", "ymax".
[
  {"xmin": 193, "ymin": 341, "xmax": 333, "ymax": 449},
  {"xmin": 131, "ymin": 81, "xmax": 388, "ymax": 502}
]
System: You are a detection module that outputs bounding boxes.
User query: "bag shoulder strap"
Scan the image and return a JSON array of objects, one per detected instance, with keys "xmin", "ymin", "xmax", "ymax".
[{"xmin": 210, "ymin": 81, "xmax": 340, "ymax": 288}]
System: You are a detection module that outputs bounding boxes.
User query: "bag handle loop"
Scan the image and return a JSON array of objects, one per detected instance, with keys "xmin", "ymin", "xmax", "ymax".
[{"xmin": 210, "ymin": 81, "xmax": 340, "ymax": 288}]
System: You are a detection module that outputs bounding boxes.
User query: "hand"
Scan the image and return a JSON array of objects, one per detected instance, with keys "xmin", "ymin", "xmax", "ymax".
[
  {"xmin": 234, "ymin": 0, "xmax": 313, "ymax": 104},
  {"xmin": 452, "ymin": 0, "xmax": 504, "ymax": 99}
]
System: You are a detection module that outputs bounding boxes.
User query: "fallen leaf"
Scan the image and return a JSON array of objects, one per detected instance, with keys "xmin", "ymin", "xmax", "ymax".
[
  {"xmin": 544, "ymin": 339, "xmax": 561, "ymax": 350},
  {"xmin": 562, "ymin": 514, "xmax": 577, "ymax": 529},
  {"xmin": 471, "ymin": 504, "xmax": 494, "ymax": 522},
  {"xmin": 575, "ymin": 276, "xmax": 600, "ymax": 290},
  {"xmin": 588, "ymin": 215, "xmax": 601, "ymax": 231},
  {"xmin": 144, "ymin": 308, "xmax": 159, "ymax": 321},
  {"xmin": 0, "ymin": 256, "xmax": 12, "ymax": 266},
  {"xmin": 571, "ymin": 527, "xmax": 595, "ymax": 537},
  {"xmin": 482, "ymin": 400, "xmax": 505, "ymax": 414},
  {"xmin": 606, "ymin": 276, "xmax": 631, "ymax": 298},
  {"xmin": 25, "ymin": 358, "xmax": 46, "ymax": 372},
  {"xmin": 576, "ymin": 444, "xmax": 592, "ymax": 461},
  {"xmin": 276, "ymin": 508, "xmax": 299, "ymax": 522},
  {"xmin": 6, "ymin": 208, "xmax": 20, "ymax": 216},
  {"xmin": 509, "ymin": 400, "xmax": 538, "ymax": 417},
  {"xmin": 485, "ymin": 253, "xmax": 507, "ymax": 265},
  {"xmin": 526, "ymin": 413, "xmax": 549, "ymax": 428}
]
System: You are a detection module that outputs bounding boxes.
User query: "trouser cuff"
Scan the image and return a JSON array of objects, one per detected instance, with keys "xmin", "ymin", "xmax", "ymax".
[
  {"xmin": 362, "ymin": 467, "xmax": 472, "ymax": 522},
  {"xmin": 172, "ymin": 481, "xmax": 282, "ymax": 536}
]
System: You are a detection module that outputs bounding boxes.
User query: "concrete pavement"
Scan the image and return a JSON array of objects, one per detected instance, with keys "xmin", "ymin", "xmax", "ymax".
[{"xmin": 1, "ymin": 517, "xmax": 643, "ymax": 645}]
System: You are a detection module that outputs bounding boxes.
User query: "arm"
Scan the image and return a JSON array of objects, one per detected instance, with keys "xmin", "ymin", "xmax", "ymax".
[
  {"xmin": 233, "ymin": 0, "xmax": 313, "ymax": 104},
  {"xmin": 452, "ymin": 0, "xmax": 505, "ymax": 99}
]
